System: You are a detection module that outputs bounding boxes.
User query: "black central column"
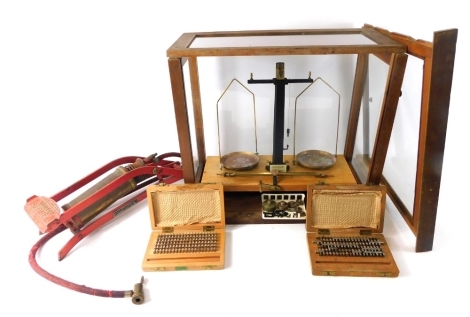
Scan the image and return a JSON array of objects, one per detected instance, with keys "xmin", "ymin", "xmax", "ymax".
[
  {"xmin": 272, "ymin": 64, "xmax": 288, "ymax": 165},
  {"xmin": 248, "ymin": 63, "xmax": 313, "ymax": 184}
]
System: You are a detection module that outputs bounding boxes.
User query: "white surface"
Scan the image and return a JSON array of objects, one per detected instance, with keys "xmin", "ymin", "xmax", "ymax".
[
  {"xmin": 190, "ymin": 34, "xmax": 376, "ymax": 48},
  {"xmin": 1, "ymin": 1, "xmax": 468, "ymax": 317}
]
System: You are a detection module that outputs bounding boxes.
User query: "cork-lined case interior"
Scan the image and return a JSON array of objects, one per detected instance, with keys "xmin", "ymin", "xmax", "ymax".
[
  {"xmin": 307, "ymin": 185, "xmax": 386, "ymax": 233},
  {"xmin": 147, "ymin": 184, "xmax": 225, "ymax": 230},
  {"xmin": 150, "ymin": 189, "xmax": 222, "ymax": 227}
]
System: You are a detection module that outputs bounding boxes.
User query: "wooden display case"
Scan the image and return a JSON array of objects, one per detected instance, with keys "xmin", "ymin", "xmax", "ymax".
[
  {"xmin": 166, "ymin": 24, "xmax": 457, "ymax": 252},
  {"xmin": 142, "ymin": 183, "xmax": 225, "ymax": 271},
  {"xmin": 306, "ymin": 184, "xmax": 399, "ymax": 277}
]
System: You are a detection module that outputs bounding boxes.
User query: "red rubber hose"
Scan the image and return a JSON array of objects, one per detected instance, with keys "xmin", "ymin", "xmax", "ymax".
[{"xmin": 29, "ymin": 224, "xmax": 133, "ymax": 298}]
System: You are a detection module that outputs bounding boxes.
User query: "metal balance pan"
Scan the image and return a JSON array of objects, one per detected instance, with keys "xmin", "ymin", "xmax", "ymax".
[
  {"xmin": 296, "ymin": 150, "xmax": 336, "ymax": 170},
  {"xmin": 220, "ymin": 151, "xmax": 259, "ymax": 170}
]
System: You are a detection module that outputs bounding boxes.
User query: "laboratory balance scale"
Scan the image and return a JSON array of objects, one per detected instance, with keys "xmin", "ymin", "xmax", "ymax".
[{"xmin": 166, "ymin": 24, "xmax": 457, "ymax": 252}]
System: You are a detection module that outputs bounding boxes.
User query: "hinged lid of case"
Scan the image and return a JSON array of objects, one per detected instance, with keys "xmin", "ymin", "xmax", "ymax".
[
  {"xmin": 306, "ymin": 184, "xmax": 386, "ymax": 234},
  {"xmin": 146, "ymin": 183, "xmax": 225, "ymax": 231}
]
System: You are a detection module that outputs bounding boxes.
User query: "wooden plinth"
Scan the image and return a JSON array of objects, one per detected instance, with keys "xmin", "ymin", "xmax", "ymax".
[
  {"xmin": 202, "ymin": 155, "xmax": 357, "ymax": 224},
  {"xmin": 202, "ymin": 155, "xmax": 356, "ymax": 191}
]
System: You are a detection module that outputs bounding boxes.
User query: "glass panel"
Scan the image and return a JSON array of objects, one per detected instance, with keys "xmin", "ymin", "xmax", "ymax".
[
  {"xmin": 190, "ymin": 34, "xmax": 377, "ymax": 48},
  {"xmin": 351, "ymin": 53, "xmax": 421, "ymax": 215},
  {"xmin": 292, "ymin": 77, "xmax": 342, "ymax": 156},
  {"xmin": 196, "ymin": 55, "xmax": 357, "ymax": 158},
  {"xmin": 382, "ymin": 55, "xmax": 422, "ymax": 214},
  {"xmin": 216, "ymin": 78, "xmax": 258, "ymax": 156},
  {"xmin": 351, "ymin": 55, "xmax": 389, "ymax": 183}
]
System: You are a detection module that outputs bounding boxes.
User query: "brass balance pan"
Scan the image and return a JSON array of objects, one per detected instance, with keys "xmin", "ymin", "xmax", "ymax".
[
  {"xmin": 220, "ymin": 151, "xmax": 259, "ymax": 170},
  {"xmin": 296, "ymin": 150, "xmax": 336, "ymax": 170}
]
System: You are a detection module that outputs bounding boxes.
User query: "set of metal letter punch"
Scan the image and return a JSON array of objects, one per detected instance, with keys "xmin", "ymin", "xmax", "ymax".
[{"xmin": 314, "ymin": 236, "xmax": 386, "ymax": 257}]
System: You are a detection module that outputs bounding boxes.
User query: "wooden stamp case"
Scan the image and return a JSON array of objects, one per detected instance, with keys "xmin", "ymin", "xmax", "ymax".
[
  {"xmin": 142, "ymin": 183, "xmax": 225, "ymax": 271},
  {"xmin": 306, "ymin": 184, "xmax": 399, "ymax": 277}
]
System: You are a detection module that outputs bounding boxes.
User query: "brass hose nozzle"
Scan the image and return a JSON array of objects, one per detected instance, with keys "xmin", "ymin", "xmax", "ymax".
[{"xmin": 131, "ymin": 276, "xmax": 145, "ymax": 305}]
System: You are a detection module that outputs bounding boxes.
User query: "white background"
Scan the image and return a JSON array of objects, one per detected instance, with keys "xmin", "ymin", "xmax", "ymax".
[{"xmin": 1, "ymin": 1, "xmax": 468, "ymax": 316}]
